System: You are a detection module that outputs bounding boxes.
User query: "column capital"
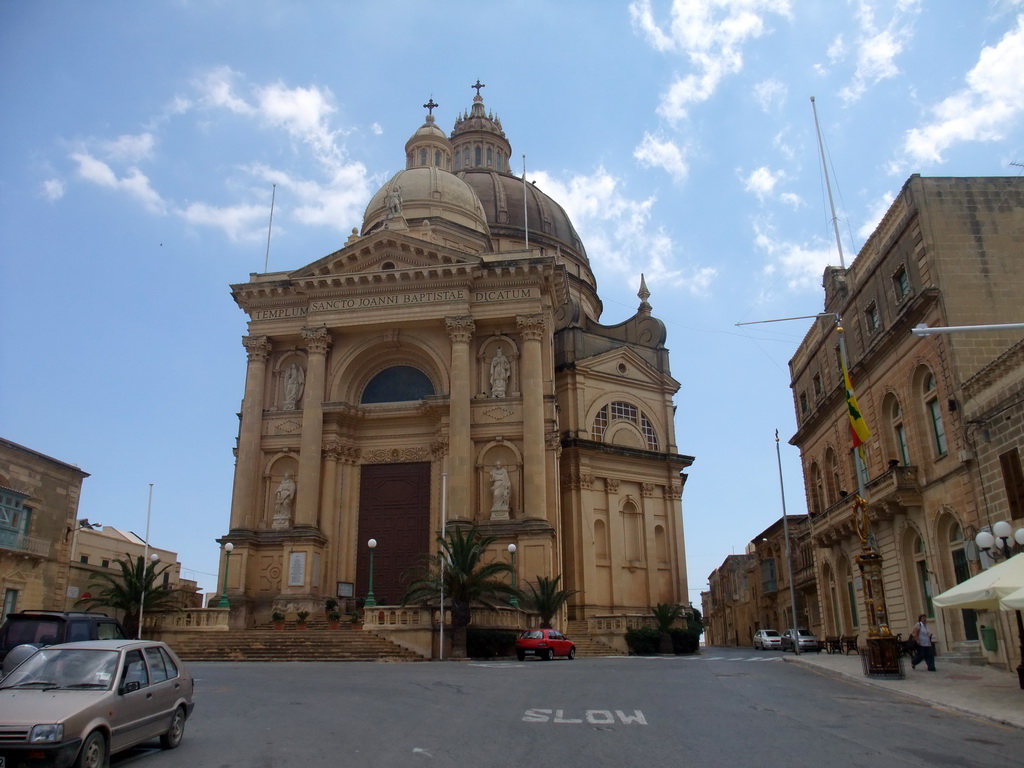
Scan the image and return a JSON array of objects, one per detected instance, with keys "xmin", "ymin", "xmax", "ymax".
[
  {"xmin": 445, "ymin": 315, "xmax": 476, "ymax": 344},
  {"xmin": 301, "ymin": 326, "xmax": 332, "ymax": 355},
  {"xmin": 242, "ymin": 335, "xmax": 271, "ymax": 362},
  {"xmin": 516, "ymin": 313, "xmax": 546, "ymax": 341}
]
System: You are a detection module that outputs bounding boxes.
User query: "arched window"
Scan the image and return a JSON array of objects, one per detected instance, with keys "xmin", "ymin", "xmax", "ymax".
[
  {"xmin": 435, "ymin": 150, "xmax": 442, "ymax": 167},
  {"xmin": 361, "ymin": 366, "xmax": 434, "ymax": 404},
  {"xmin": 924, "ymin": 374, "xmax": 948, "ymax": 457},
  {"xmin": 420, "ymin": 149, "xmax": 427, "ymax": 166},
  {"xmin": 826, "ymin": 448, "xmax": 841, "ymax": 505},
  {"xmin": 474, "ymin": 146, "xmax": 482, "ymax": 166},
  {"xmin": 913, "ymin": 536, "xmax": 933, "ymax": 617},
  {"xmin": 591, "ymin": 402, "xmax": 659, "ymax": 450},
  {"xmin": 486, "ymin": 147, "xmax": 493, "ymax": 167},
  {"xmin": 891, "ymin": 397, "xmax": 910, "ymax": 465},
  {"xmin": 810, "ymin": 463, "xmax": 824, "ymax": 515}
]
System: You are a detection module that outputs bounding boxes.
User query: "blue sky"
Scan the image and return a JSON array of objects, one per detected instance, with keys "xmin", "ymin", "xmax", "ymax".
[{"xmin": 3, "ymin": 1, "xmax": 1023, "ymax": 600}]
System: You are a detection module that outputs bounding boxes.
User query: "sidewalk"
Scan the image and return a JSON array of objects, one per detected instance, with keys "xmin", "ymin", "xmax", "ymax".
[{"xmin": 785, "ymin": 650, "xmax": 1024, "ymax": 729}]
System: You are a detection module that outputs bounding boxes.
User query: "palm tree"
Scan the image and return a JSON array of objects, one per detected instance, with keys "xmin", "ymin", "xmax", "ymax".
[
  {"xmin": 524, "ymin": 575, "xmax": 577, "ymax": 628},
  {"xmin": 75, "ymin": 553, "xmax": 182, "ymax": 637},
  {"xmin": 402, "ymin": 525, "xmax": 518, "ymax": 658},
  {"xmin": 652, "ymin": 602, "xmax": 685, "ymax": 654}
]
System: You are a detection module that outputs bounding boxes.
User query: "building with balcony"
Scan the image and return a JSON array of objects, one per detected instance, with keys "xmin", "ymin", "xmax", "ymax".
[
  {"xmin": 0, "ymin": 438, "xmax": 89, "ymax": 616},
  {"xmin": 750, "ymin": 515, "xmax": 818, "ymax": 636},
  {"xmin": 789, "ymin": 175, "xmax": 1024, "ymax": 667}
]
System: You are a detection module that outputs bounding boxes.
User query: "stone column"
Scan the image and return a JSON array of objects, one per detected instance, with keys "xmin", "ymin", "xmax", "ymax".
[
  {"xmin": 517, "ymin": 314, "xmax": 547, "ymax": 518},
  {"xmin": 296, "ymin": 327, "xmax": 331, "ymax": 528},
  {"xmin": 230, "ymin": 335, "xmax": 270, "ymax": 529},
  {"xmin": 445, "ymin": 316, "xmax": 475, "ymax": 519}
]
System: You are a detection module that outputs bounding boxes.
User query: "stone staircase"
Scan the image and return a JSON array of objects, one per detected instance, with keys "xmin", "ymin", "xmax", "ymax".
[
  {"xmin": 564, "ymin": 620, "xmax": 620, "ymax": 657},
  {"xmin": 167, "ymin": 622, "xmax": 425, "ymax": 663},
  {"xmin": 941, "ymin": 639, "xmax": 988, "ymax": 667}
]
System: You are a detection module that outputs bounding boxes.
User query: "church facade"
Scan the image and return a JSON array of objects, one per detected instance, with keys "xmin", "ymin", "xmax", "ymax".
[{"xmin": 218, "ymin": 86, "xmax": 693, "ymax": 628}]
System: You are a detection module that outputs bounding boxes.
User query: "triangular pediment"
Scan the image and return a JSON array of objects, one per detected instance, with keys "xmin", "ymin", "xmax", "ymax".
[
  {"xmin": 291, "ymin": 231, "xmax": 480, "ymax": 280},
  {"xmin": 577, "ymin": 346, "xmax": 679, "ymax": 391}
]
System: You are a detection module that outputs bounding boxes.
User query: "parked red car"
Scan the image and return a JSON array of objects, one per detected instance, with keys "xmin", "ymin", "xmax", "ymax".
[{"xmin": 515, "ymin": 628, "xmax": 576, "ymax": 661}]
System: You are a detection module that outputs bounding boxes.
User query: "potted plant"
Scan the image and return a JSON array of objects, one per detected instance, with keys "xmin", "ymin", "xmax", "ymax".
[
  {"xmin": 349, "ymin": 610, "xmax": 363, "ymax": 629},
  {"xmin": 296, "ymin": 610, "xmax": 310, "ymax": 630},
  {"xmin": 325, "ymin": 597, "xmax": 338, "ymax": 617},
  {"xmin": 271, "ymin": 611, "xmax": 286, "ymax": 630},
  {"xmin": 327, "ymin": 610, "xmax": 341, "ymax": 629}
]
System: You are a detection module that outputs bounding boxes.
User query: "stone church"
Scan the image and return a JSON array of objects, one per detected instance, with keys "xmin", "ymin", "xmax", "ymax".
[{"xmin": 219, "ymin": 85, "xmax": 693, "ymax": 627}]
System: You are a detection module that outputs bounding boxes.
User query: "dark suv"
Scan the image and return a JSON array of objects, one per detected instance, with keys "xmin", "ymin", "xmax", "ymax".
[{"xmin": 0, "ymin": 610, "xmax": 126, "ymax": 664}]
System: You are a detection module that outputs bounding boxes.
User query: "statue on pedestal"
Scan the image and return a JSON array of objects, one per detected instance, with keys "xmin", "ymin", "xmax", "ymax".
[
  {"xmin": 490, "ymin": 461, "xmax": 511, "ymax": 518},
  {"xmin": 490, "ymin": 346, "xmax": 510, "ymax": 398},
  {"xmin": 282, "ymin": 363, "xmax": 304, "ymax": 410},
  {"xmin": 272, "ymin": 472, "xmax": 296, "ymax": 530}
]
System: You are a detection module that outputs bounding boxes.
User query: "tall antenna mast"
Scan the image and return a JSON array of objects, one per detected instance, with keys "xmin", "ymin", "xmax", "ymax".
[
  {"xmin": 811, "ymin": 96, "xmax": 845, "ymax": 269},
  {"xmin": 264, "ymin": 183, "xmax": 277, "ymax": 272}
]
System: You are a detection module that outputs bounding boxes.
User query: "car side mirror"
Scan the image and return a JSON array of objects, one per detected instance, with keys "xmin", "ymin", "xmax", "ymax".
[{"xmin": 121, "ymin": 680, "xmax": 141, "ymax": 694}]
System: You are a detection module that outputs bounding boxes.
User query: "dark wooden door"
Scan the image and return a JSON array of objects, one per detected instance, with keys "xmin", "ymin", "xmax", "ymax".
[{"xmin": 356, "ymin": 463, "xmax": 431, "ymax": 606}]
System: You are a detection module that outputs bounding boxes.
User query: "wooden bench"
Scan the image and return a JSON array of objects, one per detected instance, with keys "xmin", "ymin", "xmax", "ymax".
[
  {"xmin": 840, "ymin": 635, "xmax": 859, "ymax": 654},
  {"xmin": 824, "ymin": 636, "xmax": 842, "ymax": 654}
]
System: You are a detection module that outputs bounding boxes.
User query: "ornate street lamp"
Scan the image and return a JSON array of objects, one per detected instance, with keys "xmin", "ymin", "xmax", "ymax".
[
  {"xmin": 975, "ymin": 521, "xmax": 1024, "ymax": 562},
  {"xmin": 365, "ymin": 538, "xmax": 378, "ymax": 607},
  {"xmin": 508, "ymin": 543, "xmax": 519, "ymax": 608},
  {"xmin": 218, "ymin": 543, "xmax": 234, "ymax": 609}
]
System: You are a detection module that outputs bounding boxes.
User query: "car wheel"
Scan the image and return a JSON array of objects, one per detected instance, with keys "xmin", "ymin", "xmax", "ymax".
[
  {"xmin": 544, "ymin": 648, "xmax": 553, "ymax": 661},
  {"xmin": 161, "ymin": 705, "xmax": 187, "ymax": 749},
  {"xmin": 74, "ymin": 731, "xmax": 107, "ymax": 768},
  {"xmin": 568, "ymin": 647, "xmax": 576, "ymax": 660},
  {"xmin": 516, "ymin": 651, "xmax": 526, "ymax": 661}
]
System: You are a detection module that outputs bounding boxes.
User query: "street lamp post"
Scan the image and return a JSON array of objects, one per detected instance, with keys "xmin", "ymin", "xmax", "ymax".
[
  {"xmin": 365, "ymin": 538, "xmax": 378, "ymax": 607},
  {"xmin": 218, "ymin": 543, "xmax": 234, "ymax": 609},
  {"xmin": 508, "ymin": 543, "xmax": 519, "ymax": 608},
  {"xmin": 974, "ymin": 521, "xmax": 1024, "ymax": 690},
  {"xmin": 137, "ymin": 552, "xmax": 159, "ymax": 640}
]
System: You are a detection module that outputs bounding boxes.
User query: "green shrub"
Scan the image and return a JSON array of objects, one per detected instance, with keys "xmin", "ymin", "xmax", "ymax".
[
  {"xmin": 670, "ymin": 628, "xmax": 701, "ymax": 654},
  {"xmin": 625, "ymin": 626, "xmax": 661, "ymax": 655},
  {"xmin": 467, "ymin": 628, "xmax": 518, "ymax": 658}
]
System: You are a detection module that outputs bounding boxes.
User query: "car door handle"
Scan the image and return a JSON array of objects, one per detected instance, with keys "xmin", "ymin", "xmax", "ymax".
[{"xmin": 146, "ymin": 693, "xmax": 154, "ymax": 699}]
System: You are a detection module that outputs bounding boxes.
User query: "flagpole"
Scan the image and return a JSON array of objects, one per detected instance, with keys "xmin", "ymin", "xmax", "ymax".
[{"xmin": 775, "ymin": 431, "xmax": 801, "ymax": 654}]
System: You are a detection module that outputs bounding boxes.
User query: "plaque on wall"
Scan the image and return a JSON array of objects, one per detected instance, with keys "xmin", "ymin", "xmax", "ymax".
[
  {"xmin": 288, "ymin": 552, "xmax": 306, "ymax": 586},
  {"xmin": 337, "ymin": 581, "xmax": 354, "ymax": 598}
]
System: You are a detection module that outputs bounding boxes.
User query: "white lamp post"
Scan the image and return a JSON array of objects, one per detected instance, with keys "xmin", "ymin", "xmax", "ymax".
[
  {"xmin": 365, "ymin": 539, "xmax": 378, "ymax": 607},
  {"xmin": 507, "ymin": 544, "xmax": 519, "ymax": 608},
  {"xmin": 218, "ymin": 543, "xmax": 235, "ymax": 608}
]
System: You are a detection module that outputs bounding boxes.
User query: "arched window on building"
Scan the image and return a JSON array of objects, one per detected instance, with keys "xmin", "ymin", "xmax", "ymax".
[
  {"xmin": 809, "ymin": 462, "xmax": 824, "ymax": 515},
  {"xmin": 826, "ymin": 448, "xmax": 841, "ymax": 505},
  {"xmin": 923, "ymin": 373, "xmax": 948, "ymax": 457},
  {"xmin": 913, "ymin": 535, "xmax": 934, "ymax": 618},
  {"xmin": 889, "ymin": 396, "xmax": 910, "ymax": 465},
  {"xmin": 475, "ymin": 146, "xmax": 482, "ymax": 166},
  {"xmin": 361, "ymin": 365, "xmax": 435, "ymax": 404},
  {"xmin": 591, "ymin": 401, "xmax": 659, "ymax": 451}
]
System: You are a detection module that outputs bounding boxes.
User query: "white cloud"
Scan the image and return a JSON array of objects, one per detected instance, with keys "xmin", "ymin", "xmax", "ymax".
[
  {"xmin": 70, "ymin": 152, "xmax": 165, "ymax": 214},
  {"xmin": 41, "ymin": 178, "xmax": 65, "ymax": 201},
  {"xmin": 530, "ymin": 166, "xmax": 717, "ymax": 296},
  {"xmin": 634, "ymin": 133, "xmax": 689, "ymax": 181},
  {"xmin": 753, "ymin": 78, "xmax": 787, "ymax": 112},
  {"xmin": 630, "ymin": 0, "xmax": 792, "ymax": 122},
  {"xmin": 195, "ymin": 66, "xmax": 253, "ymax": 115},
  {"xmin": 857, "ymin": 190, "xmax": 896, "ymax": 242},
  {"xmin": 743, "ymin": 166, "xmax": 783, "ymax": 199},
  {"xmin": 753, "ymin": 219, "xmax": 836, "ymax": 292},
  {"xmin": 837, "ymin": 1, "xmax": 921, "ymax": 103},
  {"xmin": 370, "ymin": 122, "xmax": 384, "ymax": 136},
  {"xmin": 901, "ymin": 14, "xmax": 1024, "ymax": 166},
  {"xmin": 179, "ymin": 201, "xmax": 270, "ymax": 242},
  {"xmin": 102, "ymin": 133, "xmax": 156, "ymax": 162}
]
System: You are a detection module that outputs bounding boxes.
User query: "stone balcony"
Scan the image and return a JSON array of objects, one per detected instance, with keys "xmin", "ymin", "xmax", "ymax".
[
  {"xmin": 0, "ymin": 529, "xmax": 51, "ymax": 559},
  {"xmin": 810, "ymin": 465, "xmax": 922, "ymax": 547}
]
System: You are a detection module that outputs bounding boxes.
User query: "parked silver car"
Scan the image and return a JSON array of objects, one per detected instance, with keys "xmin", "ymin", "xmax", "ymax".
[
  {"xmin": 780, "ymin": 628, "xmax": 821, "ymax": 652},
  {"xmin": 752, "ymin": 629, "xmax": 782, "ymax": 650},
  {"xmin": 0, "ymin": 639, "xmax": 194, "ymax": 768}
]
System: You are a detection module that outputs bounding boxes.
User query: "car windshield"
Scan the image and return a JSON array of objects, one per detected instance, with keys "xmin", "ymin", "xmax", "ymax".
[
  {"xmin": 763, "ymin": 631, "xmax": 780, "ymax": 637},
  {"xmin": 1, "ymin": 648, "xmax": 119, "ymax": 691},
  {"xmin": 0, "ymin": 619, "xmax": 62, "ymax": 651},
  {"xmin": 521, "ymin": 630, "xmax": 544, "ymax": 639}
]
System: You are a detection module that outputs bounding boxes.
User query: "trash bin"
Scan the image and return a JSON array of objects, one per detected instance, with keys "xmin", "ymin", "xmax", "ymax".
[{"xmin": 980, "ymin": 624, "xmax": 998, "ymax": 652}]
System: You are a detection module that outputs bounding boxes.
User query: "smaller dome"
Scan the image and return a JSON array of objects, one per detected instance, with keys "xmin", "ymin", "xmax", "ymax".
[{"xmin": 362, "ymin": 167, "xmax": 490, "ymax": 238}]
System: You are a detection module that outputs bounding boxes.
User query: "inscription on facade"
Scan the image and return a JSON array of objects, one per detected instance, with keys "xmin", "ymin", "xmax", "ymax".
[{"xmin": 252, "ymin": 287, "xmax": 534, "ymax": 321}]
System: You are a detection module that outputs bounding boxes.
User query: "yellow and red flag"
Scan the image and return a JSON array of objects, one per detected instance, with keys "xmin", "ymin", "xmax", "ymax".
[{"xmin": 842, "ymin": 361, "xmax": 871, "ymax": 448}]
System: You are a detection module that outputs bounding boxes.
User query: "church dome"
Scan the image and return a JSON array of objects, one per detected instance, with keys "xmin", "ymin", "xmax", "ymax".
[{"xmin": 362, "ymin": 166, "xmax": 490, "ymax": 237}]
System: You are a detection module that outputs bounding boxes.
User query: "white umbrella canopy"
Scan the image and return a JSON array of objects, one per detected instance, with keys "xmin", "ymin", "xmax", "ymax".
[
  {"xmin": 932, "ymin": 552, "xmax": 1024, "ymax": 611},
  {"xmin": 1000, "ymin": 586, "xmax": 1024, "ymax": 611}
]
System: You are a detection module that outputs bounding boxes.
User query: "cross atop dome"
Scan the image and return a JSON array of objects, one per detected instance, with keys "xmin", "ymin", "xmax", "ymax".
[
  {"xmin": 471, "ymin": 79, "xmax": 486, "ymax": 100},
  {"xmin": 423, "ymin": 97, "xmax": 438, "ymax": 116}
]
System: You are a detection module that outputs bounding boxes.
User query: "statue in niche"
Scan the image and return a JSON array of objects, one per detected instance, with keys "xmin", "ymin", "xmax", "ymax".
[
  {"xmin": 490, "ymin": 461, "xmax": 511, "ymax": 517},
  {"xmin": 272, "ymin": 472, "xmax": 296, "ymax": 530},
  {"xmin": 282, "ymin": 363, "xmax": 305, "ymax": 410},
  {"xmin": 490, "ymin": 346, "xmax": 510, "ymax": 398}
]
